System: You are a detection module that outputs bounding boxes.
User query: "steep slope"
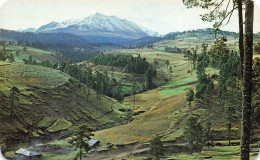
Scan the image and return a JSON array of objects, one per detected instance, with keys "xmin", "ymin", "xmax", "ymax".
[
  {"xmin": 35, "ymin": 13, "xmax": 159, "ymax": 39},
  {"xmin": 0, "ymin": 62, "xmax": 129, "ymax": 144}
]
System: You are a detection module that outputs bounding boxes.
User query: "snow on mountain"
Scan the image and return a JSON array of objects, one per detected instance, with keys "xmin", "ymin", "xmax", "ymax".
[
  {"xmin": 18, "ymin": 28, "xmax": 37, "ymax": 32},
  {"xmin": 35, "ymin": 13, "xmax": 160, "ymax": 39}
]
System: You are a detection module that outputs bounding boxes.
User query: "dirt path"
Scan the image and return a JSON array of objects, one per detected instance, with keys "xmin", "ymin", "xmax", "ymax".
[{"xmin": 86, "ymin": 141, "xmax": 184, "ymax": 160}]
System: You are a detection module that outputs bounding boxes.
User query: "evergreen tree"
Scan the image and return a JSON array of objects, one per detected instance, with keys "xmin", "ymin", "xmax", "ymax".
[
  {"xmin": 145, "ymin": 67, "xmax": 155, "ymax": 89},
  {"xmin": 131, "ymin": 82, "xmax": 138, "ymax": 105},
  {"xmin": 205, "ymin": 121, "xmax": 212, "ymax": 149},
  {"xmin": 254, "ymin": 41, "xmax": 260, "ymax": 54},
  {"xmin": 186, "ymin": 89, "xmax": 194, "ymax": 107},
  {"xmin": 8, "ymin": 54, "xmax": 15, "ymax": 63},
  {"xmin": 252, "ymin": 58, "xmax": 260, "ymax": 127},
  {"xmin": 9, "ymin": 86, "xmax": 19, "ymax": 118},
  {"xmin": 184, "ymin": 116, "xmax": 204, "ymax": 155},
  {"xmin": 68, "ymin": 124, "xmax": 93, "ymax": 160},
  {"xmin": 149, "ymin": 134, "xmax": 164, "ymax": 160},
  {"xmin": 241, "ymin": 1, "xmax": 254, "ymax": 159},
  {"xmin": 165, "ymin": 60, "xmax": 169, "ymax": 71},
  {"xmin": 23, "ymin": 46, "xmax": 27, "ymax": 52},
  {"xmin": 224, "ymin": 102, "xmax": 238, "ymax": 146}
]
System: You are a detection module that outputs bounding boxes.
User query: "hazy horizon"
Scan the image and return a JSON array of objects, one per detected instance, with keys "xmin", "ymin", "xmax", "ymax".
[{"xmin": 0, "ymin": 0, "xmax": 260, "ymax": 35}]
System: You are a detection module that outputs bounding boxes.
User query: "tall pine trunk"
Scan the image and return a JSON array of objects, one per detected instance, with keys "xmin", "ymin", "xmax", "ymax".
[
  {"xmin": 240, "ymin": 0, "xmax": 254, "ymax": 159},
  {"xmin": 11, "ymin": 90, "xmax": 14, "ymax": 118},
  {"xmin": 80, "ymin": 148, "xmax": 82, "ymax": 160},
  {"xmin": 228, "ymin": 124, "xmax": 231, "ymax": 146},
  {"xmin": 238, "ymin": 0, "xmax": 244, "ymax": 78}
]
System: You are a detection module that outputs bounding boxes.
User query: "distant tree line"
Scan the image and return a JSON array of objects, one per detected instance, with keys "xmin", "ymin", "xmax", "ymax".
[
  {"xmin": 92, "ymin": 53, "xmax": 156, "ymax": 75},
  {"xmin": 0, "ymin": 29, "xmax": 87, "ymax": 45},
  {"xmin": 165, "ymin": 46, "xmax": 185, "ymax": 53},
  {"xmin": 92, "ymin": 54, "xmax": 157, "ymax": 89}
]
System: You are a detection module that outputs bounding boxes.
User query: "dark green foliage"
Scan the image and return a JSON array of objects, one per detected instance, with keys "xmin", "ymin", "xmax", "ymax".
[
  {"xmin": 0, "ymin": 47, "xmax": 17, "ymax": 62},
  {"xmin": 205, "ymin": 121, "xmax": 212, "ymax": 148},
  {"xmin": 165, "ymin": 46, "xmax": 182, "ymax": 53},
  {"xmin": 207, "ymin": 39, "xmax": 229, "ymax": 69},
  {"xmin": 92, "ymin": 53, "xmax": 155, "ymax": 75},
  {"xmin": 254, "ymin": 41, "xmax": 260, "ymax": 54},
  {"xmin": 153, "ymin": 59, "xmax": 159, "ymax": 69},
  {"xmin": 10, "ymin": 86, "xmax": 20, "ymax": 118},
  {"xmin": 0, "ymin": 29, "xmax": 100, "ymax": 62},
  {"xmin": 131, "ymin": 82, "xmax": 137, "ymax": 105},
  {"xmin": 8, "ymin": 54, "xmax": 15, "ymax": 63},
  {"xmin": 0, "ymin": 49, "xmax": 7, "ymax": 61},
  {"xmin": 186, "ymin": 89, "xmax": 194, "ymax": 107},
  {"xmin": 23, "ymin": 46, "xmax": 27, "ymax": 52},
  {"xmin": 15, "ymin": 50, "xmax": 19, "ymax": 56},
  {"xmin": 0, "ymin": 29, "xmax": 87, "ymax": 45},
  {"xmin": 145, "ymin": 67, "xmax": 156, "ymax": 89},
  {"xmin": 224, "ymin": 102, "xmax": 239, "ymax": 146},
  {"xmin": 59, "ymin": 61, "xmax": 123, "ymax": 101},
  {"xmin": 68, "ymin": 124, "xmax": 94, "ymax": 160},
  {"xmin": 149, "ymin": 134, "xmax": 164, "ymax": 160},
  {"xmin": 195, "ymin": 72, "xmax": 212, "ymax": 100},
  {"xmin": 184, "ymin": 50, "xmax": 192, "ymax": 62},
  {"xmin": 252, "ymin": 58, "xmax": 260, "ymax": 127},
  {"xmin": 165, "ymin": 60, "xmax": 169, "ymax": 71},
  {"xmin": 184, "ymin": 116, "xmax": 204, "ymax": 155},
  {"xmin": 92, "ymin": 53, "xmax": 156, "ymax": 91}
]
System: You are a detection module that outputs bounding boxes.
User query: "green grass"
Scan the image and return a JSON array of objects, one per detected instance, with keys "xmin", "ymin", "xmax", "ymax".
[
  {"xmin": 38, "ymin": 117, "xmax": 56, "ymax": 128},
  {"xmin": 47, "ymin": 118, "xmax": 73, "ymax": 133},
  {"xmin": 0, "ymin": 63, "xmax": 69, "ymax": 88},
  {"xmin": 160, "ymin": 85, "xmax": 194, "ymax": 99},
  {"xmin": 46, "ymin": 139, "xmax": 71, "ymax": 147},
  {"xmin": 163, "ymin": 78, "xmax": 196, "ymax": 88},
  {"xmin": 30, "ymin": 48, "xmax": 52, "ymax": 54},
  {"xmin": 42, "ymin": 150, "xmax": 79, "ymax": 160},
  {"xmin": 5, "ymin": 45, "xmax": 59, "ymax": 63},
  {"xmin": 168, "ymin": 146, "xmax": 258, "ymax": 160},
  {"xmin": 12, "ymin": 51, "xmax": 40, "ymax": 64},
  {"xmin": 121, "ymin": 86, "xmax": 132, "ymax": 96},
  {"xmin": 5, "ymin": 46, "xmax": 41, "ymax": 63}
]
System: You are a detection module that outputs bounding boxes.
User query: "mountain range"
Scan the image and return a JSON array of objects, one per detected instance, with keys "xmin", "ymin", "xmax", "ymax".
[{"xmin": 20, "ymin": 13, "xmax": 160, "ymax": 44}]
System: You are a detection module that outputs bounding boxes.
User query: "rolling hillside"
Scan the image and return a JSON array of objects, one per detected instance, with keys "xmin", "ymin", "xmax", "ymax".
[
  {"xmin": 0, "ymin": 62, "xmax": 130, "ymax": 144},
  {"xmin": 4, "ymin": 45, "xmax": 60, "ymax": 64}
]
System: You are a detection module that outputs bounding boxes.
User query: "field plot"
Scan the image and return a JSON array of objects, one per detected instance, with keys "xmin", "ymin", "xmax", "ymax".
[
  {"xmin": 5, "ymin": 46, "xmax": 60, "ymax": 64},
  {"xmin": 0, "ymin": 62, "xmax": 69, "ymax": 89},
  {"xmin": 153, "ymin": 34, "xmax": 238, "ymax": 53},
  {"xmin": 94, "ymin": 50, "xmax": 198, "ymax": 145}
]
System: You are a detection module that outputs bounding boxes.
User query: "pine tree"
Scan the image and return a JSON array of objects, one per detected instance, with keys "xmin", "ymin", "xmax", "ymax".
[
  {"xmin": 241, "ymin": 1, "xmax": 254, "ymax": 159},
  {"xmin": 68, "ymin": 124, "xmax": 93, "ymax": 160},
  {"xmin": 8, "ymin": 54, "xmax": 15, "ymax": 63},
  {"xmin": 149, "ymin": 134, "xmax": 164, "ymax": 160},
  {"xmin": 184, "ymin": 116, "xmax": 205, "ymax": 155},
  {"xmin": 9, "ymin": 86, "xmax": 19, "ymax": 118},
  {"xmin": 186, "ymin": 89, "xmax": 194, "ymax": 107},
  {"xmin": 224, "ymin": 102, "xmax": 237, "ymax": 146},
  {"xmin": 131, "ymin": 82, "xmax": 137, "ymax": 105},
  {"xmin": 165, "ymin": 60, "xmax": 169, "ymax": 71}
]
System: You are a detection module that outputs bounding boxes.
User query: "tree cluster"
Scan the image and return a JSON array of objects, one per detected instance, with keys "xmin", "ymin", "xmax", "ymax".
[{"xmin": 59, "ymin": 61, "xmax": 123, "ymax": 101}]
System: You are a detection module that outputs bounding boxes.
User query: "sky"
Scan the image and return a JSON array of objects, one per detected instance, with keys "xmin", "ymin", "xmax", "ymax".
[{"xmin": 0, "ymin": 0, "xmax": 259, "ymax": 35}]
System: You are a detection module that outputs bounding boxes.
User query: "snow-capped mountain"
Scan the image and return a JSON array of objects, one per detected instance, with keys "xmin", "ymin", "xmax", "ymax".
[
  {"xmin": 18, "ymin": 28, "xmax": 37, "ymax": 32},
  {"xmin": 35, "ymin": 13, "xmax": 160, "ymax": 40}
]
